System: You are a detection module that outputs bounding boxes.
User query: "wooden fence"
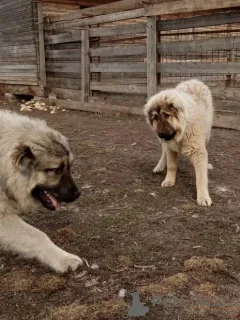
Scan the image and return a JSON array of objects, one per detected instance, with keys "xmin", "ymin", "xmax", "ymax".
[{"xmin": 43, "ymin": 2, "xmax": 240, "ymax": 129}]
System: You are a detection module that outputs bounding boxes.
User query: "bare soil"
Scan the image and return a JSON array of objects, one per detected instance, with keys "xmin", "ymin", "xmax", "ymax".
[{"xmin": 0, "ymin": 96, "xmax": 240, "ymax": 320}]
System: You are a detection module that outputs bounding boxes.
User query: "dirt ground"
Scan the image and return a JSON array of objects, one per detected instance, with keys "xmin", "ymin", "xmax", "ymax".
[{"xmin": 0, "ymin": 96, "xmax": 240, "ymax": 320}]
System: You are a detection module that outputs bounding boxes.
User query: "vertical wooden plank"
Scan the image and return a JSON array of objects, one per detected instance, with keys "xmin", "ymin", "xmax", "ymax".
[
  {"xmin": 157, "ymin": 17, "xmax": 161, "ymax": 87},
  {"xmin": 147, "ymin": 16, "xmax": 157, "ymax": 99},
  {"xmin": 81, "ymin": 29, "xmax": 90, "ymax": 102},
  {"xmin": 37, "ymin": 3, "xmax": 46, "ymax": 86}
]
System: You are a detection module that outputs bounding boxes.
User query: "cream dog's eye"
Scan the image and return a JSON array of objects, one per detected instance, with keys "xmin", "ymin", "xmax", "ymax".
[{"xmin": 163, "ymin": 113, "xmax": 170, "ymax": 118}]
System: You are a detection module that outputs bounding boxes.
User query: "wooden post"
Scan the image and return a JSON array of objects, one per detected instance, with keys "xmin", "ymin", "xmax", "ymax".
[
  {"xmin": 37, "ymin": 3, "xmax": 46, "ymax": 87},
  {"xmin": 81, "ymin": 29, "xmax": 90, "ymax": 102},
  {"xmin": 147, "ymin": 16, "xmax": 157, "ymax": 99}
]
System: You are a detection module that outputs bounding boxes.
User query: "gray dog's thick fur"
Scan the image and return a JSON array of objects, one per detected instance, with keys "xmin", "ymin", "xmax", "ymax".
[{"xmin": 0, "ymin": 111, "xmax": 82, "ymax": 272}]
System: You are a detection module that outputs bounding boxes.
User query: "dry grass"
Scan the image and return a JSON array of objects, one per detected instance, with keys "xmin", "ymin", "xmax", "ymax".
[
  {"xmin": 0, "ymin": 270, "xmax": 66, "ymax": 294},
  {"xmin": 49, "ymin": 304, "xmax": 88, "ymax": 320},
  {"xmin": 1, "ymin": 270, "xmax": 33, "ymax": 293},
  {"xmin": 140, "ymin": 273, "xmax": 189, "ymax": 295},
  {"xmin": 48, "ymin": 299, "xmax": 127, "ymax": 320},
  {"xmin": 184, "ymin": 257, "xmax": 226, "ymax": 273},
  {"xmin": 162, "ymin": 273, "xmax": 188, "ymax": 288},
  {"xmin": 34, "ymin": 274, "xmax": 66, "ymax": 292}
]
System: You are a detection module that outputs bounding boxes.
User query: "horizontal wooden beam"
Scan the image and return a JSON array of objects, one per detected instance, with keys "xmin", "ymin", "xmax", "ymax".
[
  {"xmin": 212, "ymin": 88, "xmax": 240, "ymax": 102},
  {"xmin": 157, "ymin": 62, "xmax": 240, "ymax": 74},
  {"xmin": 90, "ymin": 63, "xmax": 146, "ymax": 73},
  {"xmin": 46, "ymin": 62, "xmax": 81, "ymax": 73},
  {"xmin": 47, "ymin": 77, "xmax": 81, "ymax": 89},
  {"xmin": 46, "ymin": 49, "xmax": 81, "ymax": 60},
  {"xmin": 213, "ymin": 111, "xmax": 240, "ymax": 131},
  {"xmin": 90, "ymin": 82, "xmax": 147, "ymax": 94},
  {"xmin": 45, "ymin": 87, "xmax": 82, "ymax": 100},
  {"xmin": 45, "ymin": 31, "xmax": 82, "ymax": 45},
  {"xmin": 45, "ymin": 23, "xmax": 146, "ymax": 45},
  {"xmin": 0, "ymin": 79, "xmax": 38, "ymax": 85},
  {"xmin": 145, "ymin": 0, "xmax": 240, "ymax": 16},
  {"xmin": 90, "ymin": 83, "xmax": 240, "ymax": 103},
  {"xmin": 0, "ymin": 84, "xmax": 44, "ymax": 96},
  {"xmin": 157, "ymin": 36, "xmax": 240, "ymax": 54},
  {"xmin": 45, "ymin": 8, "xmax": 145, "ymax": 30},
  {"xmin": 36, "ymin": 96, "xmax": 240, "ymax": 130},
  {"xmin": 37, "ymin": 97, "xmax": 143, "ymax": 115},
  {"xmin": 89, "ymin": 23, "xmax": 146, "ymax": 37},
  {"xmin": 158, "ymin": 10, "xmax": 240, "ymax": 31},
  {"xmin": 47, "ymin": 0, "xmax": 174, "ymax": 23},
  {"xmin": 90, "ymin": 45, "xmax": 146, "ymax": 57}
]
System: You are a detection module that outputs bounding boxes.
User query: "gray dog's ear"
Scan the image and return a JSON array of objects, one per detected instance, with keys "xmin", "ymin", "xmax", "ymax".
[{"xmin": 12, "ymin": 145, "xmax": 35, "ymax": 173}]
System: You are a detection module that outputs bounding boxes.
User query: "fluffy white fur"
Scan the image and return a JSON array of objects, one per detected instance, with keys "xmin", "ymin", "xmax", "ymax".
[{"xmin": 144, "ymin": 79, "xmax": 214, "ymax": 206}]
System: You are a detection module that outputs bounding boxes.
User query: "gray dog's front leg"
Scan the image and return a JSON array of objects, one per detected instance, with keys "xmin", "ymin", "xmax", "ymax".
[{"xmin": 0, "ymin": 214, "xmax": 83, "ymax": 273}]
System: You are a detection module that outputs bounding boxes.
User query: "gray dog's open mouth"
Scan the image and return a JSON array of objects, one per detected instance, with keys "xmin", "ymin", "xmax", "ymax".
[{"xmin": 32, "ymin": 187, "xmax": 61, "ymax": 211}]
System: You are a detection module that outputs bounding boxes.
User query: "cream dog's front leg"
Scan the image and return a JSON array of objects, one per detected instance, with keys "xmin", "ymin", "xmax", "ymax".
[
  {"xmin": 161, "ymin": 147, "xmax": 178, "ymax": 187},
  {"xmin": 190, "ymin": 149, "xmax": 212, "ymax": 206}
]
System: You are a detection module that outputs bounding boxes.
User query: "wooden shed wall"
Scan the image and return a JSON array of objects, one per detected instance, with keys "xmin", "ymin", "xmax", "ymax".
[{"xmin": 0, "ymin": 0, "xmax": 39, "ymax": 87}]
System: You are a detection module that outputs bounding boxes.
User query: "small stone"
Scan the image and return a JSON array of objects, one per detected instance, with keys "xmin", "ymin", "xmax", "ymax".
[
  {"xmin": 90, "ymin": 263, "xmax": 99, "ymax": 270},
  {"xmin": 85, "ymin": 278, "xmax": 99, "ymax": 288},
  {"xmin": 118, "ymin": 289, "xmax": 127, "ymax": 298}
]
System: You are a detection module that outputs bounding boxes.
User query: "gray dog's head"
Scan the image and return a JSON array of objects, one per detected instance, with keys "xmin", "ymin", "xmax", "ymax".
[{"xmin": 1, "ymin": 112, "xmax": 80, "ymax": 212}]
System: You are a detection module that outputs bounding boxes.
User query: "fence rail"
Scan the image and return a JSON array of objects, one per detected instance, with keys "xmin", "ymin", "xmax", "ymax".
[{"xmin": 43, "ymin": 4, "xmax": 240, "ymax": 129}]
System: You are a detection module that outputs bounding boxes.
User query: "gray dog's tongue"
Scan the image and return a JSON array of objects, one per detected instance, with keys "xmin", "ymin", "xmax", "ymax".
[{"xmin": 48, "ymin": 194, "xmax": 61, "ymax": 211}]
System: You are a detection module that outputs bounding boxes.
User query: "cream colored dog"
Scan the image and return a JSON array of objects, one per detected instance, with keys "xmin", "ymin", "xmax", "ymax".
[{"xmin": 144, "ymin": 79, "xmax": 214, "ymax": 206}]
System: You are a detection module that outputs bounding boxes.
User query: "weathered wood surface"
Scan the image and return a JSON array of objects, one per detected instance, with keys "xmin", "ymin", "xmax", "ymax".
[
  {"xmin": 46, "ymin": 62, "xmax": 81, "ymax": 73},
  {"xmin": 213, "ymin": 111, "xmax": 240, "ymax": 131},
  {"xmin": 90, "ymin": 82, "xmax": 147, "ymax": 94},
  {"xmin": 0, "ymin": 0, "xmax": 38, "ymax": 87},
  {"xmin": 37, "ymin": 3, "xmax": 46, "ymax": 86},
  {"xmin": 45, "ymin": 31, "xmax": 82, "ymax": 45},
  {"xmin": 36, "ymin": 97, "xmax": 240, "ymax": 131},
  {"xmin": 47, "ymin": 0, "xmax": 175, "ymax": 23},
  {"xmin": 90, "ymin": 45, "xmax": 146, "ymax": 57},
  {"xmin": 47, "ymin": 77, "xmax": 81, "ymax": 90},
  {"xmin": 38, "ymin": 97, "xmax": 144, "ymax": 115},
  {"xmin": 45, "ymin": 23, "xmax": 146, "ymax": 45},
  {"xmin": 45, "ymin": 87, "xmax": 82, "ymax": 100},
  {"xmin": 158, "ymin": 10, "xmax": 240, "ymax": 31},
  {"xmin": 146, "ymin": 0, "xmax": 240, "ymax": 16},
  {"xmin": 90, "ymin": 63, "xmax": 146, "ymax": 73},
  {"xmin": 0, "ymin": 84, "xmax": 44, "ymax": 96},
  {"xmin": 45, "ymin": 8, "xmax": 145, "ymax": 30},
  {"xmin": 81, "ymin": 30, "xmax": 90, "ymax": 101},
  {"xmin": 157, "ymin": 36, "xmax": 240, "ymax": 54},
  {"xmin": 157, "ymin": 62, "xmax": 240, "ymax": 74},
  {"xmin": 147, "ymin": 16, "xmax": 157, "ymax": 99},
  {"xmin": 89, "ymin": 84, "xmax": 240, "ymax": 105},
  {"xmin": 89, "ymin": 23, "xmax": 146, "ymax": 37}
]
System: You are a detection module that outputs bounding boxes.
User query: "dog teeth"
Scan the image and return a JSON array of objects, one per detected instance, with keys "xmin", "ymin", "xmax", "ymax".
[{"xmin": 44, "ymin": 190, "xmax": 50, "ymax": 197}]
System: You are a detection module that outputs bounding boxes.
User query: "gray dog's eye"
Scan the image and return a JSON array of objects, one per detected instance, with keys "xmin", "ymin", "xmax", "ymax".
[{"xmin": 45, "ymin": 164, "xmax": 64, "ymax": 174}]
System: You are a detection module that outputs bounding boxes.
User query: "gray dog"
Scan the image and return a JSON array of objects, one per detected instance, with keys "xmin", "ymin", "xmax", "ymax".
[{"xmin": 0, "ymin": 110, "xmax": 83, "ymax": 272}]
